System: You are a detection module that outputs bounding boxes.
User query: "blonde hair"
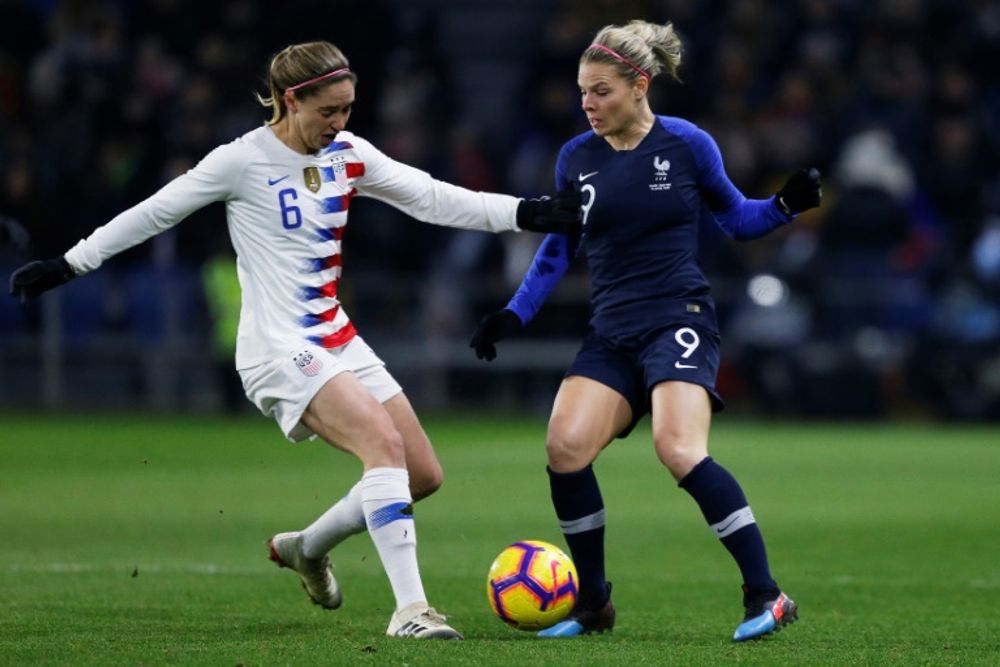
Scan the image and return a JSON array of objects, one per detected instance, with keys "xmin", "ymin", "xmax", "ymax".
[
  {"xmin": 583, "ymin": 20, "xmax": 683, "ymax": 83},
  {"xmin": 257, "ymin": 41, "xmax": 358, "ymax": 125}
]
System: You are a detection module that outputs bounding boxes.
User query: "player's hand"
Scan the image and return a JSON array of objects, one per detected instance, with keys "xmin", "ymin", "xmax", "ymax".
[
  {"xmin": 775, "ymin": 167, "xmax": 822, "ymax": 215},
  {"xmin": 9, "ymin": 257, "xmax": 76, "ymax": 306},
  {"xmin": 516, "ymin": 191, "xmax": 582, "ymax": 234},
  {"xmin": 470, "ymin": 309, "xmax": 523, "ymax": 361}
]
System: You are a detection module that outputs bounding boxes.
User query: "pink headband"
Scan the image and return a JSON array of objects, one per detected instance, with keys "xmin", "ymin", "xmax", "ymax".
[
  {"xmin": 588, "ymin": 44, "xmax": 650, "ymax": 80},
  {"xmin": 285, "ymin": 67, "xmax": 352, "ymax": 94}
]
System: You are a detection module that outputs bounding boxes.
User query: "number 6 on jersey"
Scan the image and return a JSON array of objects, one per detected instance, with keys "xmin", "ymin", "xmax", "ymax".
[{"xmin": 278, "ymin": 188, "xmax": 302, "ymax": 229}]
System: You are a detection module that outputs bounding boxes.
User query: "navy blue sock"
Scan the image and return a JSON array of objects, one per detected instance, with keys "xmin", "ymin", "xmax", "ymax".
[
  {"xmin": 678, "ymin": 457, "xmax": 777, "ymax": 591},
  {"xmin": 548, "ymin": 464, "xmax": 610, "ymax": 608}
]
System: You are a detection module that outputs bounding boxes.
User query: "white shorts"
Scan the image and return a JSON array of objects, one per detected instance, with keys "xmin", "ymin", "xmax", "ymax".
[{"xmin": 239, "ymin": 335, "xmax": 402, "ymax": 443}]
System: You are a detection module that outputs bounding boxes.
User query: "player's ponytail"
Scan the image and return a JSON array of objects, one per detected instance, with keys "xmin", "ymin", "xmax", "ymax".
[
  {"xmin": 585, "ymin": 20, "xmax": 683, "ymax": 84},
  {"xmin": 256, "ymin": 41, "xmax": 358, "ymax": 126}
]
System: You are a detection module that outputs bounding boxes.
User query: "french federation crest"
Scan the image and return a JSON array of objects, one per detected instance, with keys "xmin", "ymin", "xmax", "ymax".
[
  {"xmin": 303, "ymin": 166, "xmax": 322, "ymax": 193},
  {"xmin": 650, "ymin": 156, "xmax": 673, "ymax": 191}
]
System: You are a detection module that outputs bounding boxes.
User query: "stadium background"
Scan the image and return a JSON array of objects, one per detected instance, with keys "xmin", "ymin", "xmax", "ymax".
[{"xmin": 1, "ymin": 0, "xmax": 999, "ymax": 421}]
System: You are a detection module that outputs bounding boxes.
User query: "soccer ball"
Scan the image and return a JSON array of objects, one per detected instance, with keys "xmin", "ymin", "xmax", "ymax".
[{"xmin": 487, "ymin": 540, "xmax": 578, "ymax": 631}]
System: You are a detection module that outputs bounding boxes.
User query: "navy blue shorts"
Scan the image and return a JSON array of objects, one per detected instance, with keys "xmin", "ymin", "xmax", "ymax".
[{"xmin": 564, "ymin": 323, "xmax": 724, "ymax": 438}]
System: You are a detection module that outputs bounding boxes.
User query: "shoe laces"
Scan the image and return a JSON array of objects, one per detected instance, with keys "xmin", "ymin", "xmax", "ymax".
[{"xmin": 420, "ymin": 607, "xmax": 449, "ymax": 625}]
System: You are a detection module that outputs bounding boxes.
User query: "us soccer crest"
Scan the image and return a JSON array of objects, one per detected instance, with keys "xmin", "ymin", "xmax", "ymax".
[
  {"xmin": 303, "ymin": 166, "xmax": 321, "ymax": 193},
  {"xmin": 294, "ymin": 350, "xmax": 323, "ymax": 377}
]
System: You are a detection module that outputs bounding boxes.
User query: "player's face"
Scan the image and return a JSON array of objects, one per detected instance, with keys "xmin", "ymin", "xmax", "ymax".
[
  {"xmin": 578, "ymin": 62, "xmax": 644, "ymax": 138},
  {"xmin": 285, "ymin": 79, "xmax": 355, "ymax": 153}
]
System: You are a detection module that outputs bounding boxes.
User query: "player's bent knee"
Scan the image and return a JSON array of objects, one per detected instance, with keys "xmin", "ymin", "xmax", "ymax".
[
  {"xmin": 655, "ymin": 440, "xmax": 705, "ymax": 480},
  {"xmin": 545, "ymin": 430, "xmax": 594, "ymax": 473},
  {"xmin": 410, "ymin": 462, "xmax": 443, "ymax": 501},
  {"xmin": 363, "ymin": 426, "xmax": 406, "ymax": 468}
]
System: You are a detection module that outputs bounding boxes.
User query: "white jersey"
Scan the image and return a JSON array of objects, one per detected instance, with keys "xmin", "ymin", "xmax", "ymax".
[{"xmin": 64, "ymin": 126, "xmax": 521, "ymax": 369}]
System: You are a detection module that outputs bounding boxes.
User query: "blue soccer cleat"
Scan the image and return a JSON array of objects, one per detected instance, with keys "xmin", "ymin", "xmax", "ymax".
[
  {"xmin": 732, "ymin": 587, "xmax": 798, "ymax": 642},
  {"xmin": 538, "ymin": 585, "xmax": 615, "ymax": 638}
]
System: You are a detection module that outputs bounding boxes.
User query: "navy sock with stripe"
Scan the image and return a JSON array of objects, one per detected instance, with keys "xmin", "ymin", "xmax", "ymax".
[
  {"xmin": 548, "ymin": 464, "xmax": 610, "ymax": 609},
  {"xmin": 678, "ymin": 457, "xmax": 777, "ymax": 591}
]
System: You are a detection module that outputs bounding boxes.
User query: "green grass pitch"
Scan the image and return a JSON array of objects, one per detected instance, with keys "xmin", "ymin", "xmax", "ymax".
[{"xmin": 2, "ymin": 412, "xmax": 999, "ymax": 666}]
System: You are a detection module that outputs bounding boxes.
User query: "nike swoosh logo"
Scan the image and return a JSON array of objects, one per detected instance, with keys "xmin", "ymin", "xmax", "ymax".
[
  {"xmin": 268, "ymin": 175, "xmax": 290, "ymax": 186},
  {"xmin": 714, "ymin": 516, "xmax": 739, "ymax": 535},
  {"xmin": 578, "ymin": 171, "xmax": 599, "ymax": 181},
  {"xmin": 674, "ymin": 361, "xmax": 698, "ymax": 369}
]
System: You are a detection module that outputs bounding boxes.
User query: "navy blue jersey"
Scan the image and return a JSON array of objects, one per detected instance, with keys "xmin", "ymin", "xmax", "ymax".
[{"xmin": 507, "ymin": 115, "xmax": 791, "ymax": 340}]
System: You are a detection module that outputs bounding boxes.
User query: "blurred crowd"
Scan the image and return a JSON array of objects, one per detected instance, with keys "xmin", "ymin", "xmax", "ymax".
[{"xmin": 1, "ymin": 0, "xmax": 999, "ymax": 419}]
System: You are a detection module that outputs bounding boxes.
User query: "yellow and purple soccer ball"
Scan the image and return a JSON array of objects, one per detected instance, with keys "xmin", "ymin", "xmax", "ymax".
[{"xmin": 486, "ymin": 540, "xmax": 578, "ymax": 630}]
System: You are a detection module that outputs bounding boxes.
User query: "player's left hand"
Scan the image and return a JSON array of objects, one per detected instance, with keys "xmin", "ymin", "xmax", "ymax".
[
  {"xmin": 516, "ymin": 191, "xmax": 582, "ymax": 234},
  {"xmin": 775, "ymin": 167, "xmax": 822, "ymax": 215},
  {"xmin": 470, "ymin": 309, "xmax": 523, "ymax": 361},
  {"xmin": 9, "ymin": 256, "xmax": 76, "ymax": 306}
]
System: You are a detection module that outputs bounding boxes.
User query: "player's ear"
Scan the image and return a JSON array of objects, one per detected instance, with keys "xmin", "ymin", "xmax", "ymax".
[
  {"xmin": 634, "ymin": 75, "xmax": 648, "ymax": 99},
  {"xmin": 284, "ymin": 90, "xmax": 298, "ymax": 113}
]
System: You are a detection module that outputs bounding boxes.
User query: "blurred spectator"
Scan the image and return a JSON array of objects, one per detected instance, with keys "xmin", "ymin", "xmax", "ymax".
[
  {"xmin": 815, "ymin": 127, "xmax": 931, "ymax": 336},
  {"xmin": 201, "ymin": 249, "xmax": 243, "ymax": 412},
  {"xmin": 0, "ymin": 216, "xmax": 29, "ymax": 255}
]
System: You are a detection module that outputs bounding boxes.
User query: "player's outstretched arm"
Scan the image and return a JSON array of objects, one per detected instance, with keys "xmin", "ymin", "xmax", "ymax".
[
  {"xmin": 515, "ymin": 191, "xmax": 583, "ymax": 235},
  {"xmin": 711, "ymin": 167, "xmax": 823, "ymax": 241},
  {"xmin": 9, "ymin": 143, "xmax": 239, "ymax": 308},
  {"xmin": 9, "ymin": 257, "xmax": 76, "ymax": 306}
]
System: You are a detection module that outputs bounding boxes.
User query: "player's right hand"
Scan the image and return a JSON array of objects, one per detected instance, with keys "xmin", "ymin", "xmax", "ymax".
[
  {"xmin": 470, "ymin": 309, "xmax": 523, "ymax": 361},
  {"xmin": 9, "ymin": 257, "xmax": 76, "ymax": 306},
  {"xmin": 515, "ymin": 191, "xmax": 582, "ymax": 235}
]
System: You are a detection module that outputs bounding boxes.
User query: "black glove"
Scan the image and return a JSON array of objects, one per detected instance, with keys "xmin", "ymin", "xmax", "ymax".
[
  {"xmin": 516, "ymin": 191, "xmax": 582, "ymax": 234},
  {"xmin": 9, "ymin": 257, "xmax": 76, "ymax": 305},
  {"xmin": 775, "ymin": 167, "xmax": 822, "ymax": 215},
  {"xmin": 470, "ymin": 309, "xmax": 523, "ymax": 361}
]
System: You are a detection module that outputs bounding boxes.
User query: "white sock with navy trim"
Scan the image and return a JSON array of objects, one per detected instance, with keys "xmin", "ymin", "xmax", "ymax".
[
  {"xmin": 362, "ymin": 467, "xmax": 426, "ymax": 610},
  {"xmin": 300, "ymin": 481, "xmax": 366, "ymax": 558}
]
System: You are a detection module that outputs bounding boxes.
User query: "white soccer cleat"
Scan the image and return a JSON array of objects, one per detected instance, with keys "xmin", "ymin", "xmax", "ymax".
[
  {"xmin": 386, "ymin": 602, "xmax": 464, "ymax": 639},
  {"xmin": 268, "ymin": 531, "xmax": 342, "ymax": 610}
]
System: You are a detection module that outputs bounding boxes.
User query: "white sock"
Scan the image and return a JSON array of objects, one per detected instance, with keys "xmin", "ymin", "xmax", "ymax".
[
  {"xmin": 361, "ymin": 466, "xmax": 426, "ymax": 610},
  {"xmin": 300, "ymin": 481, "xmax": 367, "ymax": 559}
]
